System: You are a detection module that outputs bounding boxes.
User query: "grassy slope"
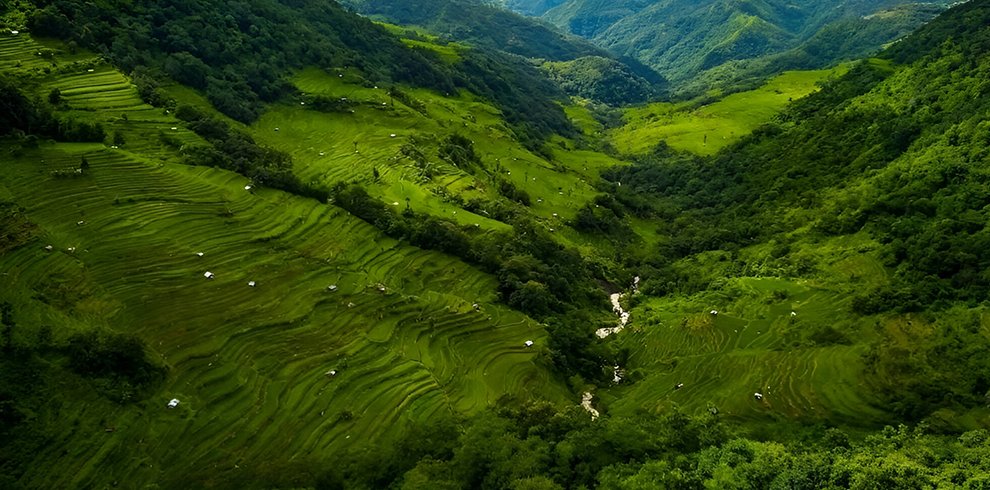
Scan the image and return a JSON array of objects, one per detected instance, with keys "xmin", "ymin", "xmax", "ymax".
[
  {"xmin": 247, "ymin": 66, "xmax": 624, "ymax": 247},
  {"xmin": 0, "ymin": 34, "xmax": 569, "ymax": 487},
  {"xmin": 610, "ymin": 65, "xmax": 847, "ymax": 156}
]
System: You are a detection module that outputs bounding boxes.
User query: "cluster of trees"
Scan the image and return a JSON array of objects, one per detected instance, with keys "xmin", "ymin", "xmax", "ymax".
[
  {"xmin": 571, "ymin": 196, "xmax": 631, "ymax": 237},
  {"xmin": 0, "ymin": 203, "xmax": 39, "ymax": 255},
  {"xmin": 200, "ymin": 397, "xmax": 990, "ymax": 489},
  {"xmin": 64, "ymin": 330, "xmax": 167, "ymax": 403},
  {"xmin": 0, "ymin": 302, "xmax": 166, "ymax": 485},
  {"xmin": 0, "ymin": 76, "xmax": 105, "ymax": 144},
  {"xmin": 437, "ymin": 133, "xmax": 481, "ymax": 170},
  {"xmin": 541, "ymin": 56, "xmax": 663, "ymax": 105},
  {"xmin": 173, "ymin": 104, "xmax": 326, "ymax": 199},
  {"xmin": 865, "ymin": 307, "xmax": 990, "ymax": 422}
]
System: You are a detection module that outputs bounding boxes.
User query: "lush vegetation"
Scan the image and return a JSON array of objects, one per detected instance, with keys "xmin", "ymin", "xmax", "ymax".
[
  {"xmin": 499, "ymin": 0, "xmax": 568, "ymax": 17},
  {"xmin": 0, "ymin": 29, "xmax": 577, "ymax": 488},
  {"xmin": 6, "ymin": 0, "xmax": 578, "ymax": 146},
  {"xmin": 3, "ymin": 0, "xmax": 990, "ymax": 487},
  {"xmin": 539, "ymin": 0, "xmax": 948, "ymax": 96},
  {"xmin": 342, "ymin": 0, "xmax": 604, "ymax": 61},
  {"xmin": 609, "ymin": 65, "xmax": 846, "ymax": 156},
  {"xmin": 0, "ymin": 75, "xmax": 105, "ymax": 143},
  {"xmin": 599, "ymin": 0, "xmax": 990, "ymax": 426},
  {"xmin": 342, "ymin": 0, "xmax": 667, "ymax": 105},
  {"xmin": 542, "ymin": 56, "xmax": 663, "ymax": 105},
  {"xmin": 315, "ymin": 399, "xmax": 990, "ymax": 489}
]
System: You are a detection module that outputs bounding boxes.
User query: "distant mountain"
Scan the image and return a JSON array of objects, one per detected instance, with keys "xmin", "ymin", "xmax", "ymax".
[
  {"xmin": 496, "ymin": 0, "xmax": 569, "ymax": 17},
  {"xmin": 539, "ymin": 0, "xmax": 950, "ymax": 93},
  {"xmin": 675, "ymin": 2, "xmax": 950, "ymax": 96},
  {"xmin": 342, "ymin": 0, "xmax": 604, "ymax": 61},
  {"xmin": 341, "ymin": 0, "xmax": 667, "ymax": 103}
]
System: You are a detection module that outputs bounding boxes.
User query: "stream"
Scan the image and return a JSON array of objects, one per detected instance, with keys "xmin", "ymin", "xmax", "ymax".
[{"xmin": 582, "ymin": 276, "xmax": 638, "ymax": 418}]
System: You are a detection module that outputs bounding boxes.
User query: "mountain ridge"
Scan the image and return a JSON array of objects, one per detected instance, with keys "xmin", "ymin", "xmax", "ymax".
[{"xmin": 538, "ymin": 0, "xmax": 951, "ymax": 95}]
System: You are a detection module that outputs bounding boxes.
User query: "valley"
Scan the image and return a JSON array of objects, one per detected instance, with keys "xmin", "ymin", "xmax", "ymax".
[{"xmin": 2, "ymin": 0, "xmax": 990, "ymax": 488}]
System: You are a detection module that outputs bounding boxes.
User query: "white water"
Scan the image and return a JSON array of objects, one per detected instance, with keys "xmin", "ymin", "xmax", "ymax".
[
  {"xmin": 582, "ymin": 277, "xmax": 639, "ymax": 418},
  {"xmin": 597, "ymin": 291, "xmax": 631, "ymax": 338},
  {"xmin": 596, "ymin": 276, "xmax": 638, "ymax": 339},
  {"xmin": 581, "ymin": 392, "xmax": 600, "ymax": 420}
]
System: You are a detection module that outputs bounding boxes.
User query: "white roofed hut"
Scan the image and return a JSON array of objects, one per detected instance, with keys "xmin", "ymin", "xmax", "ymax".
[
  {"xmin": 524, "ymin": 340, "xmax": 534, "ymax": 347},
  {"xmin": 167, "ymin": 398, "xmax": 180, "ymax": 408},
  {"xmin": 204, "ymin": 271, "xmax": 215, "ymax": 279}
]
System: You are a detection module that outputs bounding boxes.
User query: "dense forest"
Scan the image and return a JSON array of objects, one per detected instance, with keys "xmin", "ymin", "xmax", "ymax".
[{"xmin": 312, "ymin": 400, "xmax": 990, "ymax": 489}]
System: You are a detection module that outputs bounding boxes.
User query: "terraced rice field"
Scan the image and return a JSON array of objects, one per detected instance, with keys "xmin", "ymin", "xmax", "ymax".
[
  {"xmin": 0, "ymin": 33, "xmax": 58, "ymax": 71},
  {"xmin": 1, "ymin": 142, "xmax": 568, "ymax": 487},
  {"xmin": 246, "ymin": 68, "xmax": 610, "ymax": 234},
  {"xmin": 603, "ymin": 277, "xmax": 888, "ymax": 426},
  {"xmin": 43, "ymin": 68, "xmax": 202, "ymax": 159},
  {"xmin": 0, "ymin": 36, "xmax": 569, "ymax": 487}
]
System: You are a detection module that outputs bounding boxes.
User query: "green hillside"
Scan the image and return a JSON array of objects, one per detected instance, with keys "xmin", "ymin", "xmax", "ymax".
[
  {"xmin": 540, "ymin": 0, "xmax": 948, "ymax": 95},
  {"xmin": 499, "ymin": 0, "xmax": 569, "ymax": 17},
  {"xmin": 603, "ymin": 0, "xmax": 990, "ymax": 426},
  {"xmin": 341, "ymin": 0, "xmax": 605, "ymax": 61},
  {"xmin": 610, "ymin": 65, "xmax": 847, "ymax": 156},
  {"xmin": 340, "ymin": 0, "xmax": 667, "ymax": 104},
  {"xmin": 0, "ymin": 32, "xmax": 587, "ymax": 488},
  {"xmin": 3, "ymin": 0, "xmax": 990, "ymax": 488},
  {"xmin": 348, "ymin": 2, "xmax": 990, "ymax": 486}
]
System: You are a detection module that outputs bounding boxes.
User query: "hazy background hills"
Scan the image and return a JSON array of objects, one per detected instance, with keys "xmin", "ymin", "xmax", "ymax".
[
  {"xmin": 505, "ymin": 0, "xmax": 951, "ymax": 95},
  {"xmin": 341, "ymin": 0, "xmax": 670, "ymax": 103}
]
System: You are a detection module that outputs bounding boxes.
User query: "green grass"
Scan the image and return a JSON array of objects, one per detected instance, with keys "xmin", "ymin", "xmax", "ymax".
[
  {"xmin": 610, "ymin": 66, "xmax": 850, "ymax": 156},
  {"xmin": 0, "ymin": 37, "xmax": 570, "ymax": 487}
]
